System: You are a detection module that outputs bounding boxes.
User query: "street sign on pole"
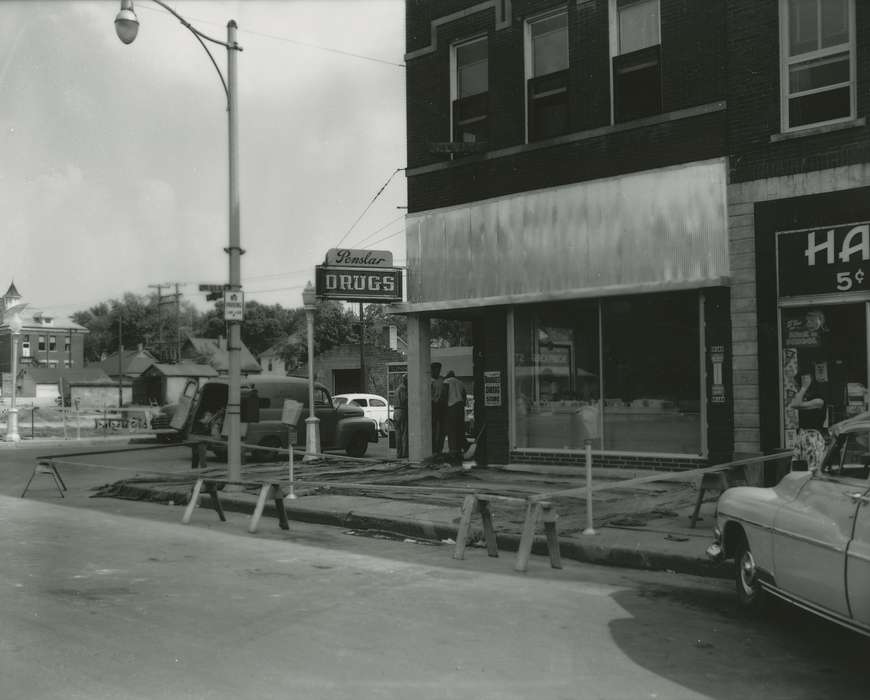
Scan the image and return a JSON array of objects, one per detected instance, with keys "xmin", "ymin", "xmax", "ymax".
[
  {"xmin": 199, "ymin": 284, "xmax": 229, "ymax": 292},
  {"xmin": 223, "ymin": 291, "xmax": 244, "ymax": 321}
]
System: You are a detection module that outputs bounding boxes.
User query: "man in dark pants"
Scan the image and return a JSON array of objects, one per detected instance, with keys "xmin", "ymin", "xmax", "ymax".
[{"xmin": 430, "ymin": 362, "xmax": 445, "ymax": 456}]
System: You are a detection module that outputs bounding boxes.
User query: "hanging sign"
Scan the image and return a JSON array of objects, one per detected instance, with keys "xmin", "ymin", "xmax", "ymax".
[
  {"xmin": 777, "ymin": 222, "xmax": 870, "ymax": 297},
  {"xmin": 315, "ymin": 265, "xmax": 403, "ymax": 303},
  {"xmin": 325, "ymin": 249, "xmax": 393, "ymax": 267}
]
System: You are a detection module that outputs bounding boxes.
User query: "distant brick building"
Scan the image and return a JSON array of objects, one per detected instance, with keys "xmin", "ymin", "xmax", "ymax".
[
  {"xmin": 398, "ymin": 0, "xmax": 870, "ymax": 467},
  {"xmin": 0, "ymin": 282, "xmax": 89, "ymax": 399}
]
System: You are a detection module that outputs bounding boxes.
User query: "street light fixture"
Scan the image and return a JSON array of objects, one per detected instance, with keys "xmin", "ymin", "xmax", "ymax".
[
  {"xmin": 302, "ymin": 282, "xmax": 320, "ymax": 460},
  {"xmin": 4, "ymin": 304, "xmax": 26, "ymax": 443},
  {"xmin": 114, "ymin": 0, "xmax": 245, "ymax": 481}
]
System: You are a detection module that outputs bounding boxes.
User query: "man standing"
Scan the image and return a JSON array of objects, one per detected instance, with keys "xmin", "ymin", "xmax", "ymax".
[
  {"xmin": 430, "ymin": 362, "xmax": 445, "ymax": 456},
  {"xmin": 444, "ymin": 370, "xmax": 467, "ymax": 465}
]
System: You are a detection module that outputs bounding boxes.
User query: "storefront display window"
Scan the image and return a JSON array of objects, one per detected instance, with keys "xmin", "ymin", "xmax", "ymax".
[
  {"xmin": 781, "ymin": 304, "xmax": 867, "ymax": 448},
  {"xmin": 513, "ymin": 291, "xmax": 702, "ymax": 455}
]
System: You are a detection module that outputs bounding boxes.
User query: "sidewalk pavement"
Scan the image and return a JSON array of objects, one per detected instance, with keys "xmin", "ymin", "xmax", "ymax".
[{"xmin": 12, "ymin": 435, "xmax": 733, "ymax": 580}]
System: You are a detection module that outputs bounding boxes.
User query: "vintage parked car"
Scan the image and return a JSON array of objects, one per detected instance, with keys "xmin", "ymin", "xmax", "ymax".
[
  {"xmin": 707, "ymin": 418, "xmax": 870, "ymax": 637},
  {"xmin": 332, "ymin": 393, "xmax": 392, "ymax": 435},
  {"xmin": 169, "ymin": 376, "xmax": 378, "ymax": 459}
]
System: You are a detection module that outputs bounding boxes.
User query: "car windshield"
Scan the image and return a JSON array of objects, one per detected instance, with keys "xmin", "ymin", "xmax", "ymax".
[{"xmin": 333, "ymin": 397, "xmax": 348, "ymax": 407}]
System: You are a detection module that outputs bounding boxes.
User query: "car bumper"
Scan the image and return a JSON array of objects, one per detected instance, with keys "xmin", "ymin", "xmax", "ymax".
[{"xmin": 706, "ymin": 526, "xmax": 724, "ymax": 562}]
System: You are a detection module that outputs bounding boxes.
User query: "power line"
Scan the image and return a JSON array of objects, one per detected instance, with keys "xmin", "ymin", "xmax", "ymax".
[
  {"xmin": 139, "ymin": 3, "xmax": 405, "ymax": 68},
  {"xmin": 350, "ymin": 213, "xmax": 406, "ymax": 248},
  {"xmin": 333, "ymin": 168, "xmax": 405, "ymax": 249}
]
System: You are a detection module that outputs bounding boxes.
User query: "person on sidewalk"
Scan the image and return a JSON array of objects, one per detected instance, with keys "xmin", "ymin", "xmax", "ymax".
[
  {"xmin": 395, "ymin": 374, "xmax": 409, "ymax": 458},
  {"xmin": 443, "ymin": 370, "xmax": 467, "ymax": 466},
  {"xmin": 430, "ymin": 362, "xmax": 446, "ymax": 457}
]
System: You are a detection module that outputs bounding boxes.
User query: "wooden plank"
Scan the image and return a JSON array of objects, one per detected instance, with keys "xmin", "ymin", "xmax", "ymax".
[
  {"xmin": 542, "ymin": 505, "xmax": 562, "ymax": 569},
  {"xmin": 249, "ymin": 483, "xmax": 271, "ymax": 533},
  {"xmin": 182, "ymin": 479, "xmax": 204, "ymax": 524},
  {"xmin": 453, "ymin": 495, "xmax": 477, "ymax": 560},
  {"xmin": 514, "ymin": 503, "xmax": 541, "ymax": 573},
  {"xmin": 478, "ymin": 499, "xmax": 499, "ymax": 558},
  {"xmin": 205, "ymin": 482, "xmax": 226, "ymax": 522},
  {"xmin": 274, "ymin": 491, "xmax": 290, "ymax": 531}
]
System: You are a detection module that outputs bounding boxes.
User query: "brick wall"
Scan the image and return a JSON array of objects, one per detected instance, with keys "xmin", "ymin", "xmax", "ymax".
[
  {"xmin": 406, "ymin": 0, "xmax": 728, "ymax": 211},
  {"xmin": 727, "ymin": 0, "xmax": 870, "ymax": 184}
]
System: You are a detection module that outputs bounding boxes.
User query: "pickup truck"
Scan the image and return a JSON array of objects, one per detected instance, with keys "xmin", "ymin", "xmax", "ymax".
[{"xmin": 168, "ymin": 375, "xmax": 379, "ymax": 460}]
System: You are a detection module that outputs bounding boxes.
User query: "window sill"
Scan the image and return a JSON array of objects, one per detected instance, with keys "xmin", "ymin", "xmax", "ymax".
[{"xmin": 770, "ymin": 118, "xmax": 866, "ymax": 143}]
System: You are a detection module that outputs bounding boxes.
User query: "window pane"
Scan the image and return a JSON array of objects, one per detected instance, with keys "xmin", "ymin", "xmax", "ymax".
[
  {"xmin": 613, "ymin": 53, "xmax": 661, "ymax": 122},
  {"xmin": 618, "ymin": 0, "xmax": 660, "ymax": 54},
  {"xmin": 789, "ymin": 53, "xmax": 849, "ymax": 92},
  {"xmin": 532, "ymin": 13, "xmax": 568, "ymax": 77},
  {"xmin": 821, "ymin": 0, "xmax": 849, "ymax": 48},
  {"xmin": 601, "ymin": 293, "xmax": 701, "ymax": 454},
  {"xmin": 789, "ymin": 0, "xmax": 819, "ymax": 56},
  {"xmin": 457, "ymin": 39, "xmax": 488, "ymax": 97},
  {"xmin": 789, "ymin": 84, "xmax": 851, "ymax": 126},
  {"xmin": 514, "ymin": 303, "xmax": 601, "ymax": 450}
]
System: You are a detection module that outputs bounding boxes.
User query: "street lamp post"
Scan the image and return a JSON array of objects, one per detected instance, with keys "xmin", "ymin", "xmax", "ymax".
[
  {"xmin": 4, "ymin": 307, "xmax": 24, "ymax": 443},
  {"xmin": 302, "ymin": 282, "xmax": 320, "ymax": 460},
  {"xmin": 115, "ymin": 0, "xmax": 245, "ymax": 481}
]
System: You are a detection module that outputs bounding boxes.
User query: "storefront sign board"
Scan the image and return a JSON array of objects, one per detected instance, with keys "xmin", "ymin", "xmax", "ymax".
[
  {"xmin": 315, "ymin": 265, "xmax": 403, "ymax": 303},
  {"xmin": 325, "ymin": 249, "xmax": 393, "ymax": 267},
  {"xmin": 777, "ymin": 222, "xmax": 870, "ymax": 297}
]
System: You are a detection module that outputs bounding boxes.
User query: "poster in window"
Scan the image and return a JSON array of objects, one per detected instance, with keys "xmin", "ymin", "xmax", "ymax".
[{"xmin": 484, "ymin": 371, "xmax": 502, "ymax": 407}]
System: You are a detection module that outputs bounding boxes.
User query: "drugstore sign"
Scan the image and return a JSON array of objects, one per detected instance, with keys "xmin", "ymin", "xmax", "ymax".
[
  {"xmin": 315, "ymin": 266, "xmax": 403, "ymax": 303},
  {"xmin": 777, "ymin": 222, "xmax": 870, "ymax": 297}
]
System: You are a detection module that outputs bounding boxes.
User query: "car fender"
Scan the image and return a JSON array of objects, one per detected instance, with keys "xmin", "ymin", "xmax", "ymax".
[
  {"xmin": 717, "ymin": 486, "xmax": 778, "ymax": 578},
  {"xmin": 336, "ymin": 417, "xmax": 379, "ymax": 447}
]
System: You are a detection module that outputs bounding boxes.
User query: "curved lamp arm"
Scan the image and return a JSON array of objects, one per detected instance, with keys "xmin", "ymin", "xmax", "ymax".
[{"xmin": 115, "ymin": 0, "xmax": 242, "ymax": 106}]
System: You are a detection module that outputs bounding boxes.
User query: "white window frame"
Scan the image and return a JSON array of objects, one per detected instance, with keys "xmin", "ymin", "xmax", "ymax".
[
  {"xmin": 779, "ymin": 0, "xmax": 856, "ymax": 133},
  {"xmin": 449, "ymin": 34, "xmax": 489, "ymax": 142},
  {"xmin": 524, "ymin": 7, "xmax": 570, "ymax": 143},
  {"xmin": 608, "ymin": 0, "xmax": 662, "ymax": 125}
]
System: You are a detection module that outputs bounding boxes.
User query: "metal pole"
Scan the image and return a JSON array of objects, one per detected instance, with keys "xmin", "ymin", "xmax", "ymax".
[
  {"xmin": 583, "ymin": 438, "xmax": 596, "ymax": 536},
  {"xmin": 6, "ymin": 331, "xmax": 20, "ymax": 442},
  {"xmin": 225, "ymin": 19, "xmax": 243, "ymax": 482},
  {"xmin": 117, "ymin": 316, "xmax": 123, "ymax": 407},
  {"xmin": 304, "ymin": 302, "xmax": 320, "ymax": 460},
  {"xmin": 359, "ymin": 302, "xmax": 366, "ymax": 392}
]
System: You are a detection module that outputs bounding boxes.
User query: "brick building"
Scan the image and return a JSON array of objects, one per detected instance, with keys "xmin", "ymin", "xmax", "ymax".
[
  {"xmin": 0, "ymin": 282, "xmax": 89, "ymax": 399},
  {"xmin": 398, "ymin": 0, "xmax": 870, "ymax": 468}
]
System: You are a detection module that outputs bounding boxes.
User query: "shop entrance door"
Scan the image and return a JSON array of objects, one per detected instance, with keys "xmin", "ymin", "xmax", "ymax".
[{"xmin": 780, "ymin": 303, "xmax": 868, "ymax": 448}]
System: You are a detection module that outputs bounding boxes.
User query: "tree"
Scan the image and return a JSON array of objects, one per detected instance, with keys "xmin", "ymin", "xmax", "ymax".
[
  {"xmin": 194, "ymin": 300, "xmax": 298, "ymax": 357},
  {"xmin": 72, "ymin": 293, "xmax": 160, "ymax": 362}
]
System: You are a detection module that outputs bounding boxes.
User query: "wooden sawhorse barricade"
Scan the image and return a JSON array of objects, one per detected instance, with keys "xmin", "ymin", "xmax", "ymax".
[
  {"xmin": 453, "ymin": 494, "xmax": 562, "ymax": 572},
  {"xmin": 182, "ymin": 477, "xmax": 290, "ymax": 534},
  {"xmin": 20, "ymin": 460, "xmax": 68, "ymax": 498}
]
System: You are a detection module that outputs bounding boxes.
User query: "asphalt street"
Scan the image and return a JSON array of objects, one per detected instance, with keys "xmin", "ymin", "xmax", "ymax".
[{"xmin": 1, "ymin": 441, "xmax": 867, "ymax": 699}]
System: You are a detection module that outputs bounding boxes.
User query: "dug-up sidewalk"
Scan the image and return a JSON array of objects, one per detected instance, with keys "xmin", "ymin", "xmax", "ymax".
[{"xmin": 76, "ymin": 447, "xmax": 734, "ymax": 580}]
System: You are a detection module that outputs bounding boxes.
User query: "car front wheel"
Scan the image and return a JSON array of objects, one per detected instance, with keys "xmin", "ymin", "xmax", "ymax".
[
  {"xmin": 346, "ymin": 432, "xmax": 369, "ymax": 458},
  {"xmin": 735, "ymin": 534, "xmax": 763, "ymax": 611}
]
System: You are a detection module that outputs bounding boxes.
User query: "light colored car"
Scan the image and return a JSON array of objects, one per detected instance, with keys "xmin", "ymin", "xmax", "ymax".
[
  {"xmin": 333, "ymin": 393, "xmax": 393, "ymax": 435},
  {"xmin": 707, "ymin": 418, "xmax": 870, "ymax": 637}
]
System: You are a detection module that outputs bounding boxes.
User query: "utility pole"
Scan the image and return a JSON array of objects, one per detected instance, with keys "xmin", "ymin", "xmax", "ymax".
[
  {"xmin": 174, "ymin": 282, "xmax": 182, "ymax": 361},
  {"xmin": 148, "ymin": 283, "xmax": 170, "ymax": 358},
  {"xmin": 151, "ymin": 282, "xmax": 183, "ymax": 361},
  {"xmin": 117, "ymin": 315, "xmax": 123, "ymax": 407}
]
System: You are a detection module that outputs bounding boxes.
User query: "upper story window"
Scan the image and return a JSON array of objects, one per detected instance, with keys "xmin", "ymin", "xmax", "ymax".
[
  {"xmin": 64, "ymin": 335, "xmax": 71, "ymax": 350},
  {"xmin": 38, "ymin": 335, "xmax": 45, "ymax": 351},
  {"xmin": 452, "ymin": 36, "xmax": 489, "ymax": 145},
  {"xmin": 21, "ymin": 336, "xmax": 30, "ymax": 358},
  {"xmin": 780, "ymin": 0, "xmax": 855, "ymax": 131},
  {"xmin": 49, "ymin": 335, "xmax": 56, "ymax": 351},
  {"xmin": 526, "ymin": 10, "xmax": 569, "ymax": 142},
  {"xmin": 611, "ymin": 0, "xmax": 661, "ymax": 123}
]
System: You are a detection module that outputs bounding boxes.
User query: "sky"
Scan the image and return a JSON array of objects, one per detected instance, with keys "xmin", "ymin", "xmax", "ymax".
[{"xmin": 0, "ymin": 0, "xmax": 407, "ymax": 318}]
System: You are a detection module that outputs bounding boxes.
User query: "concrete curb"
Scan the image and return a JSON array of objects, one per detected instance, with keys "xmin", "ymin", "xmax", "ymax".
[{"xmin": 100, "ymin": 483, "xmax": 731, "ymax": 580}]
